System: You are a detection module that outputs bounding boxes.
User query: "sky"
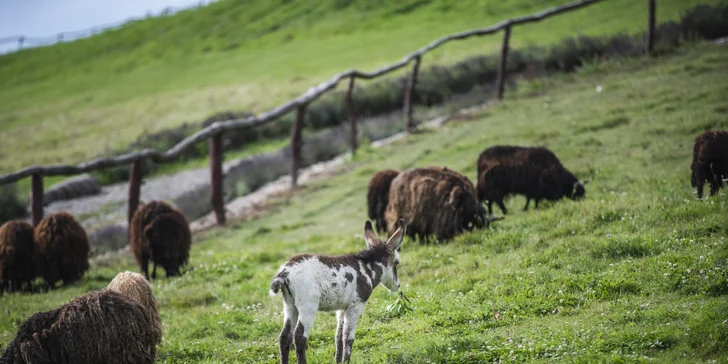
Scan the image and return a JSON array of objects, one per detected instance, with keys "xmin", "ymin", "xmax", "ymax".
[{"xmin": 0, "ymin": 0, "xmax": 215, "ymax": 53}]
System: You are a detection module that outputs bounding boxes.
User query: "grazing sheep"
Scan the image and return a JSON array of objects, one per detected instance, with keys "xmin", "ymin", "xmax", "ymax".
[
  {"xmin": 0, "ymin": 271, "xmax": 162, "ymax": 364},
  {"xmin": 366, "ymin": 169, "xmax": 400, "ymax": 234},
  {"xmin": 0, "ymin": 220, "xmax": 36, "ymax": 293},
  {"xmin": 691, "ymin": 130, "xmax": 728, "ymax": 199},
  {"xmin": 33, "ymin": 211, "xmax": 90, "ymax": 288},
  {"xmin": 270, "ymin": 219, "xmax": 406, "ymax": 364},
  {"xmin": 476, "ymin": 145, "xmax": 587, "ymax": 215},
  {"xmin": 385, "ymin": 167, "xmax": 498, "ymax": 243},
  {"xmin": 425, "ymin": 166, "xmax": 477, "ymax": 196},
  {"xmin": 0, "ymin": 290, "xmax": 162, "ymax": 364},
  {"xmin": 130, "ymin": 200, "xmax": 191, "ymax": 279}
]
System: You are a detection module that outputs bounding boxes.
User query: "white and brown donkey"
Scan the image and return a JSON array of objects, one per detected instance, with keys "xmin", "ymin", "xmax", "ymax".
[{"xmin": 269, "ymin": 218, "xmax": 406, "ymax": 364}]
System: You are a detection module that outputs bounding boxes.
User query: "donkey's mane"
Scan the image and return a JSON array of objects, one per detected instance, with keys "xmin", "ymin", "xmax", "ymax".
[{"xmin": 352, "ymin": 243, "xmax": 390, "ymax": 263}]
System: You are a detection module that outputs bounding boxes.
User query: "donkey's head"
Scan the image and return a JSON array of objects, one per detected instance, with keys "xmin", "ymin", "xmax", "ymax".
[{"xmin": 363, "ymin": 218, "xmax": 406, "ymax": 292}]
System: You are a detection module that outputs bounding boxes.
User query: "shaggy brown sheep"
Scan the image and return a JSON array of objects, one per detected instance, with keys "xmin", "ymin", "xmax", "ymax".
[
  {"xmin": 367, "ymin": 169, "xmax": 400, "ymax": 234},
  {"xmin": 691, "ymin": 130, "xmax": 728, "ymax": 199},
  {"xmin": 476, "ymin": 145, "xmax": 586, "ymax": 215},
  {"xmin": 0, "ymin": 220, "xmax": 36, "ymax": 293},
  {"xmin": 0, "ymin": 271, "xmax": 162, "ymax": 364},
  {"xmin": 0, "ymin": 290, "xmax": 162, "ymax": 364},
  {"xmin": 425, "ymin": 166, "xmax": 477, "ymax": 196},
  {"xmin": 130, "ymin": 200, "xmax": 191, "ymax": 279},
  {"xmin": 33, "ymin": 211, "xmax": 90, "ymax": 288},
  {"xmin": 384, "ymin": 167, "xmax": 499, "ymax": 243}
]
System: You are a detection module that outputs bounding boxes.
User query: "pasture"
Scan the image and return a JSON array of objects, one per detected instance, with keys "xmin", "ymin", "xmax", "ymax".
[
  {"xmin": 1, "ymin": 40, "xmax": 728, "ymax": 363},
  {"xmin": 0, "ymin": 0, "xmax": 722, "ymax": 175}
]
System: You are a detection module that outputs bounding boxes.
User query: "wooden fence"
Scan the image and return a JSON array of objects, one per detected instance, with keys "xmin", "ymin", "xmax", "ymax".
[{"xmin": 0, "ymin": 0, "xmax": 661, "ymax": 228}]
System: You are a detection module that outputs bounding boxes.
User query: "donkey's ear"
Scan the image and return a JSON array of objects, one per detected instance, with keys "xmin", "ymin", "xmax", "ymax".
[
  {"xmin": 364, "ymin": 220, "xmax": 379, "ymax": 248},
  {"xmin": 386, "ymin": 219, "xmax": 406, "ymax": 250}
]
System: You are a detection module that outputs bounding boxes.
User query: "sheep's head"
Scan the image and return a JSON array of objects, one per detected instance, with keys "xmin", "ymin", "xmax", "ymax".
[
  {"xmin": 450, "ymin": 187, "xmax": 487, "ymax": 230},
  {"xmin": 107, "ymin": 271, "xmax": 158, "ymax": 317},
  {"xmin": 571, "ymin": 180, "xmax": 587, "ymax": 200}
]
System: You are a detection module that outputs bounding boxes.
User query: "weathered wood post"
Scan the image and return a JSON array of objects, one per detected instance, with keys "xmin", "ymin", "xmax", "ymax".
[
  {"xmin": 346, "ymin": 76, "xmax": 357, "ymax": 155},
  {"xmin": 403, "ymin": 56, "xmax": 421, "ymax": 133},
  {"xmin": 290, "ymin": 104, "xmax": 306, "ymax": 188},
  {"xmin": 128, "ymin": 160, "xmax": 142, "ymax": 224},
  {"xmin": 496, "ymin": 22, "xmax": 512, "ymax": 101},
  {"xmin": 209, "ymin": 133, "xmax": 226, "ymax": 225},
  {"xmin": 647, "ymin": 0, "xmax": 656, "ymax": 55},
  {"xmin": 31, "ymin": 173, "xmax": 44, "ymax": 226}
]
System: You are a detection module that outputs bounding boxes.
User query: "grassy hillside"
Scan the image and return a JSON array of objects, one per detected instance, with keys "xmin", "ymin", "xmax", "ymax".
[
  {"xmin": 0, "ymin": 0, "xmax": 722, "ymax": 174},
  {"xmin": 2, "ymin": 42, "xmax": 727, "ymax": 362}
]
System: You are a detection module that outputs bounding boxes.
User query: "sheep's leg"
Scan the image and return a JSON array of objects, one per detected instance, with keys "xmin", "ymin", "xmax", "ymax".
[
  {"xmin": 335, "ymin": 310, "xmax": 345, "ymax": 363},
  {"xmin": 294, "ymin": 309, "xmax": 316, "ymax": 364},
  {"xmin": 695, "ymin": 168, "xmax": 705, "ymax": 199},
  {"xmin": 279, "ymin": 299, "xmax": 298, "ymax": 364},
  {"xmin": 487, "ymin": 201, "xmax": 493, "ymax": 215},
  {"xmin": 342, "ymin": 305, "xmax": 363, "ymax": 363},
  {"xmin": 524, "ymin": 198, "xmax": 531, "ymax": 211},
  {"xmin": 152, "ymin": 261, "xmax": 158, "ymax": 279},
  {"xmin": 497, "ymin": 200, "xmax": 508, "ymax": 215},
  {"xmin": 141, "ymin": 252, "xmax": 150, "ymax": 279},
  {"xmin": 535, "ymin": 199, "xmax": 541, "ymax": 209}
]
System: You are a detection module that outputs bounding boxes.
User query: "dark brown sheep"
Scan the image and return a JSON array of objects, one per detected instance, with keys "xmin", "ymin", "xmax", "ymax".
[
  {"xmin": 691, "ymin": 130, "xmax": 728, "ymax": 199},
  {"xmin": 476, "ymin": 145, "xmax": 586, "ymax": 215},
  {"xmin": 425, "ymin": 166, "xmax": 477, "ymax": 196},
  {"xmin": 0, "ymin": 289, "xmax": 162, "ymax": 364},
  {"xmin": 384, "ymin": 167, "xmax": 499, "ymax": 243},
  {"xmin": 33, "ymin": 212, "xmax": 90, "ymax": 288},
  {"xmin": 0, "ymin": 220, "xmax": 36, "ymax": 293},
  {"xmin": 130, "ymin": 200, "xmax": 191, "ymax": 279},
  {"xmin": 367, "ymin": 169, "xmax": 400, "ymax": 234}
]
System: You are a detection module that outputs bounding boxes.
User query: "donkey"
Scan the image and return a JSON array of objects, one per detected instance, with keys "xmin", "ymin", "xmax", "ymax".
[{"xmin": 269, "ymin": 219, "xmax": 406, "ymax": 364}]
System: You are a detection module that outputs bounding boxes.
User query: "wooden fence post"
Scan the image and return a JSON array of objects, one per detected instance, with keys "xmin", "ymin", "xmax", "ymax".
[
  {"xmin": 496, "ymin": 23, "xmax": 512, "ymax": 101},
  {"xmin": 403, "ymin": 56, "xmax": 421, "ymax": 133},
  {"xmin": 209, "ymin": 133, "xmax": 226, "ymax": 225},
  {"xmin": 647, "ymin": 0, "xmax": 656, "ymax": 55},
  {"xmin": 31, "ymin": 173, "xmax": 44, "ymax": 226},
  {"xmin": 128, "ymin": 160, "xmax": 142, "ymax": 225},
  {"xmin": 290, "ymin": 104, "xmax": 306, "ymax": 188},
  {"xmin": 346, "ymin": 76, "xmax": 357, "ymax": 155}
]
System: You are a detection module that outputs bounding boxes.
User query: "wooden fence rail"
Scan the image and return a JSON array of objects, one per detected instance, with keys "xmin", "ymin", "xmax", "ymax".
[{"xmin": 0, "ymin": 0, "xmax": 657, "ymax": 229}]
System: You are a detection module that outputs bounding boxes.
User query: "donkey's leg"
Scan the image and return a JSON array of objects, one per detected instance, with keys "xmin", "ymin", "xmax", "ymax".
[
  {"xmin": 342, "ymin": 305, "xmax": 364, "ymax": 363},
  {"xmin": 335, "ymin": 310, "xmax": 345, "ymax": 363},
  {"xmin": 294, "ymin": 308, "xmax": 317, "ymax": 364},
  {"xmin": 279, "ymin": 296, "xmax": 298, "ymax": 364}
]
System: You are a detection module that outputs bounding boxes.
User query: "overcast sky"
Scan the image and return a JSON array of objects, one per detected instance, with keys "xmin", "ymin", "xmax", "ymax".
[{"xmin": 0, "ymin": 0, "xmax": 213, "ymax": 38}]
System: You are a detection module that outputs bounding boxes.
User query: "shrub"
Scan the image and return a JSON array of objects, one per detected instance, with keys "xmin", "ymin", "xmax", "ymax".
[{"xmin": 0, "ymin": 184, "xmax": 27, "ymax": 226}]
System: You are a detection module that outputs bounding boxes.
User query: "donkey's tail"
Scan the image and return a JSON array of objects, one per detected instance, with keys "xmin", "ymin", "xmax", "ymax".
[{"xmin": 269, "ymin": 269, "xmax": 290, "ymax": 297}]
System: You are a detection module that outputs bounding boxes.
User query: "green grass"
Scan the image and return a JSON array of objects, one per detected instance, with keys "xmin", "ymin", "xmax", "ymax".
[
  {"xmin": 0, "ymin": 0, "xmax": 722, "ymax": 175},
  {"xmin": 2, "ymin": 42, "xmax": 728, "ymax": 363}
]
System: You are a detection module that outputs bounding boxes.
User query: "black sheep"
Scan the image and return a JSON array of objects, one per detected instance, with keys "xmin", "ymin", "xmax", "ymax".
[
  {"xmin": 691, "ymin": 130, "xmax": 728, "ymax": 199},
  {"xmin": 476, "ymin": 145, "xmax": 587, "ymax": 215}
]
